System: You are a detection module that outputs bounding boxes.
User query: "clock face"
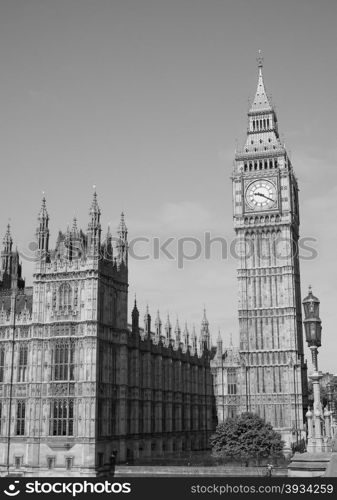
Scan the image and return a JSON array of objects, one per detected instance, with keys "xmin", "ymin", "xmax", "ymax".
[{"xmin": 245, "ymin": 179, "xmax": 277, "ymax": 210}]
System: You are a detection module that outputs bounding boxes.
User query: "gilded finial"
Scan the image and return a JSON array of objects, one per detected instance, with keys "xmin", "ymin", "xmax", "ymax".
[{"xmin": 257, "ymin": 49, "xmax": 263, "ymax": 68}]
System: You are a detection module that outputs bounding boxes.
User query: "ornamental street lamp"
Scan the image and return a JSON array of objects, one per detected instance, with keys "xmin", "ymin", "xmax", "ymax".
[{"xmin": 303, "ymin": 286, "xmax": 324, "ymax": 453}]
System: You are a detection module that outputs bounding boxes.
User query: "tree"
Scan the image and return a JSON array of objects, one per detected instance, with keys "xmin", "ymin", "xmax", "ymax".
[{"xmin": 210, "ymin": 412, "xmax": 284, "ymax": 465}]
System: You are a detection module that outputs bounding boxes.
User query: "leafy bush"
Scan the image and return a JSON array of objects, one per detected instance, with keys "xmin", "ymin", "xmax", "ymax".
[{"xmin": 210, "ymin": 412, "xmax": 284, "ymax": 465}]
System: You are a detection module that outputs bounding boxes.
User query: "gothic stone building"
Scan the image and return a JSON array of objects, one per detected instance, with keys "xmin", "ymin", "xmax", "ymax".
[
  {"xmin": 0, "ymin": 194, "xmax": 215, "ymax": 477},
  {"xmin": 231, "ymin": 55, "xmax": 308, "ymax": 449},
  {"xmin": 211, "ymin": 333, "xmax": 240, "ymax": 423}
]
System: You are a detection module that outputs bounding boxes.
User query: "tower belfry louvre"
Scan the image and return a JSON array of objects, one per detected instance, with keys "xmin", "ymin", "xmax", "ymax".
[{"xmin": 232, "ymin": 53, "xmax": 307, "ymax": 447}]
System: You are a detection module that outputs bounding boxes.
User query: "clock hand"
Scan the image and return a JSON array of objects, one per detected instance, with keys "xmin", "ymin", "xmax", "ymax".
[{"xmin": 254, "ymin": 192, "xmax": 274, "ymax": 202}]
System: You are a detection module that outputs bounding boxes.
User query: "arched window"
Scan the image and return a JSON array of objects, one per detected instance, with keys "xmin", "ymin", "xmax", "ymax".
[
  {"xmin": 18, "ymin": 344, "xmax": 28, "ymax": 382},
  {"xmin": 58, "ymin": 283, "xmax": 72, "ymax": 310},
  {"xmin": 16, "ymin": 401, "xmax": 25, "ymax": 435},
  {"xmin": 50, "ymin": 399, "xmax": 74, "ymax": 436},
  {"xmin": 52, "ymin": 341, "xmax": 75, "ymax": 381},
  {"xmin": 227, "ymin": 368, "xmax": 237, "ymax": 394},
  {"xmin": 0, "ymin": 348, "xmax": 4, "ymax": 382}
]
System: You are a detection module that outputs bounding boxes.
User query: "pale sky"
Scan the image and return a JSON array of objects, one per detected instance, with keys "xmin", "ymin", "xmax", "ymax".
[{"xmin": 0, "ymin": 0, "xmax": 337, "ymax": 372}]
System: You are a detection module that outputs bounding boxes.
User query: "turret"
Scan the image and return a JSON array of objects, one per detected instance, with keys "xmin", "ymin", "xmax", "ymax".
[
  {"xmin": 131, "ymin": 298, "xmax": 139, "ymax": 334},
  {"xmin": 165, "ymin": 314, "xmax": 172, "ymax": 339},
  {"xmin": 116, "ymin": 212, "xmax": 128, "ymax": 267},
  {"xmin": 65, "ymin": 224, "xmax": 72, "ymax": 260},
  {"xmin": 1, "ymin": 224, "xmax": 13, "ymax": 273},
  {"xmin": 144, "ymin": 305, "xmax": 151, "ymax": 336},
  {"xmin": 183, "ymin": 323, "xmax": 191, "ymax": 351},
  {"xmin": 36, "ymin": 196, "xmax": 49, "ymax": 261},
  {"xmin": 0, "ymin": 225, "xmax": 24, "ymax": 290},
  {"xmin": 70, "ymin": 217, "xmax": 82, "ymax": 260},
  {"xmin": 200, "ymin": 307, "xmax": 210, "ymax": 351},
  {"xmin": 155, "ymin": 310, "xmax": 162, "ymax": 339},
  {"xmin": 217, "ymin": 331, "xmax": 223, "ymax": 356},
  {"xmin": 87, "ymin": 189, "xmax": 101, "ymax": 257},
  {"xmin": 174, "ymin": 318, "xmax": 181, "ymax": 344},
  {"xmin": 102, "ymin": 224, "xmax": 113, "ymax": 261},
  {"xmin": 192, "ymin": 325, "xmax": 198, "ymax": 355}
]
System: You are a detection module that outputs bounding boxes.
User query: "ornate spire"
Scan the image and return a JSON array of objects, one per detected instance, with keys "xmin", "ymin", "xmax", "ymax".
[
  {"xmin": 200, "ymin": 307, "xmax": 210, "ymax": 351},
  {"xmin": 144, "ymin": 304, "xmax": 151, "ymax": 335},
  {"xmin": 72, "ymin": 217, "xmax": 78, "ymax": 234},
  {"xmin": 1, "ymin": 223, "xmax": 13, "ymax": 274},
  {"xmin": 173, "ymin": 317, "xmax": 181, "ymax": 346},
  {"xmin": 38, "ymin": 196, "xmax": 49, "ymax": 226},
  {"xmin": 217, "ymin": 330, "xmax": 223, "ymax": 356},
  {"xmin": 249, "ymin": 49, "xmax": 273, "ymax": 114},
  {"xmin": 183, "ymin": 322, "xmax": 190, "ymax": 349},
  {"xmin": 201, "ymin": 307, "xmax": 209, "ymax": 327},
  {"xmin": 236, "ymin": 52, "xmax": 284, "ymax": 159},
  {"xmin": 87, "ymin": 188, "xmax": 101, "ymax": 257},
  {"xmin": 102, "ymin": 224, "xmax": 113, "ymax": 261},
  {"xmin": 89, "ymin": 187, "xmax": 101, "ymax": 218},
  {"xmin": 192, "ymin": 324, "xmax": 198, "ymax": 354},
  {"xmin": 174, "ymin": 317, "xmax": 180, "ymax": 335},
  {"xmin": 3, "ymin": 224, "xmax": 12, "ymax": 253},
  {"xmin": 131, "ymin": 297, "xmax": 139, "ymax": 334},
  {"xmin": 165, "ymin": 313, "xmax": 172, "ymax": 338},
  {"xmin": 117, "ymin": 212, "xmax": 127, "ymax": 240},
  {"xmin": 155, "ymin": 310, "xmax": 162, "ymax": 337},
  {"xmin": 116, "ymin": 212, "xmax": 128, "ymax": 267}
]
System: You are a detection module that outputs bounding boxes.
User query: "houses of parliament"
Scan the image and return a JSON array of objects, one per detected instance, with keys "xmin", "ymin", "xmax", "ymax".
[{"xmin": 0, "ymin": 56, "xmax": 307, "ymax": 476}]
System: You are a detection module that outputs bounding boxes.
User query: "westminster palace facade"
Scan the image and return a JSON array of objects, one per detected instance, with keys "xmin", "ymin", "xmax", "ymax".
[{"xmin": 0, "ymin": 194, "xmax": 215, "ymax": 476}]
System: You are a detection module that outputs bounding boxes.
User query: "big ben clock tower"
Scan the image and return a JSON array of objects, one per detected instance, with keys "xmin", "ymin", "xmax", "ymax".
[{"xmin": 233, "ymin": 53, "xmax": 307, "ymax": 447}]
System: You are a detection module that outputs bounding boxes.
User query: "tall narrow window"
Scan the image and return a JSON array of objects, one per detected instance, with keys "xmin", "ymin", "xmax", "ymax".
[
  {"xmin": 151, "ymin": 402, "xmax": 155, "ymax": 433},
  {"xmin": 227, "ymin": 369, "xmax": 237, "ymax": 395},
  {"xmin": 0, "ymin": 347, "xmax": 5, "ymax": 383},
  {"xmin": 58, "ymin": 283, "xmax": 73, "ymax": 310},
  {"xmin": 16, "ymin": 400, "xmax": 25, "ymax": 435},
  {"xmin": 18, "ymin": 345, "xmax": 28, "ymax": 382},
  {"xmin": 110, "ymin": 401, "xmax": 116, "ymax": 435},
  {"xmin": 139, "ymin": 401, "xmax": 143, "ymax": 434},
  {"xmin": 52, "ymin": 342, "xmax": 75, "ymax": 381},
  {"xmin": 50, "ymin": 399, "xmax": 74, "ymax": 436},
  {"xmin": 98, "ymin": 399, "xmax": 104, "ymax": 437}
]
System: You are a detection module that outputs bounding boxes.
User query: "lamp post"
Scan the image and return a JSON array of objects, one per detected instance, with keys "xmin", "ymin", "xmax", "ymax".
[{"xmin": 302, "ymin": 286, "xmax": 323, "ymax": 453}]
